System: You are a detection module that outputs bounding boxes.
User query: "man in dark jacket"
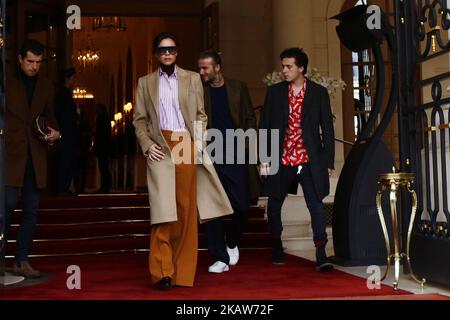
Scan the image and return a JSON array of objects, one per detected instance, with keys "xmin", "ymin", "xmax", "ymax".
[
  {"xmin": 3, "ymin": 39, "xmax": 61, "ymax": 278},
  {"xmin": 93, "ymin": 103, "xmax": 111, "ymax": 193},
  {"xmin": 259, "ymin": 48, "xmax": 335, "ymax": 271},
  {"xmin": 198, "ymin": 50, "xmax": 260, "ymax": 273},
  {"xmin": 54, "ymin": 67, "xmax": 78, "ymax": 195}
]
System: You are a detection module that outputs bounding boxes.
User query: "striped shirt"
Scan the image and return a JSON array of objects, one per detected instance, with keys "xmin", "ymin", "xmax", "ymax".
[{"xmin": 158, "ymin": 66, "xmax": 188, "ymax": 132}]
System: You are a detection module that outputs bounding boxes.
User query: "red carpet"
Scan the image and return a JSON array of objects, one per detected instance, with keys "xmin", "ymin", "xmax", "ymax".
[{"xmin": 1, "ymin": 250, "xmax": 409, "ymax": 300}]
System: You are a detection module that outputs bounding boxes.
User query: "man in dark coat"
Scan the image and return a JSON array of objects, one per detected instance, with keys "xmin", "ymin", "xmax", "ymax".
[
  {"xmin": 259, "ymin": 48, "xmax": 335, "ymax": 271},
  {"xmin": 54, "ymin": 67, "xmax": 78, "ymax": 195},
  {"xmin": 198, "ymin": 50, "xmax": 261, "ymax": 273},
  {"xmin": 3, "ymin": 39, "xmax": 61, "ymax": 278},
  {"xmin": 93, "ymin": 103, "xmax": 111, "ymax": 193}
]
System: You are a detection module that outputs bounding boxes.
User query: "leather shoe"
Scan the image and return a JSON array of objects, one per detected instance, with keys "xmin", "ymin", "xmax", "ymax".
[
  {"xmin": 13, "ymin": 261, "xmax": 41, "ymax": 279},
  {"xmin": 316, "ymin": 261, "xmax": 334, "ymax": 272},
  {"xmin": 272, "ymin": 238, "xmax": 285, "ymax": 265},
  {"xmin": 155, "ymin": 277, "xmax": 172, "ymax": 290},
  {"xmin": 315, "ymin": 247, "xmax": 334, "ymax": 272}
]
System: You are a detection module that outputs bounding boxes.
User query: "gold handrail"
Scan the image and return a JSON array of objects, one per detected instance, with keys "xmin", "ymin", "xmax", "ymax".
[
  {"xmin": 424, "ymin": 123, "xmax": 450, "ymax": 132},
  {"xmin": 335, "ymin": 137, "xmax": 355, "ymax": 146}
]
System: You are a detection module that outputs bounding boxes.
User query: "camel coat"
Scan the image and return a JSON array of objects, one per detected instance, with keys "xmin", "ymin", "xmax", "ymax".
[{"xmin": 133, "ymin": 67, "xmax": 233, "ymax": 225}]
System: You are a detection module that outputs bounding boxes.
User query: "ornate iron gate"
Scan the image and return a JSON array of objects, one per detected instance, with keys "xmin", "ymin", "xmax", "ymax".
[{"xmin": 396, "ymin": 0, "xmax": 450, "ymax": 286}]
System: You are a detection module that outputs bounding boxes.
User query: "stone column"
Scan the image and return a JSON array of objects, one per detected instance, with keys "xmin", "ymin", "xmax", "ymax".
[{"xmin": 272, "ymin": 0, "xmax": 314, "ymax": 69}]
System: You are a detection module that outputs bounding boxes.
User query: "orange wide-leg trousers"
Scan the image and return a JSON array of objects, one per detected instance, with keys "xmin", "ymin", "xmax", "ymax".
[{"xmin": 149, "ymin": 130, "xmax": 198, "ymax": 287}]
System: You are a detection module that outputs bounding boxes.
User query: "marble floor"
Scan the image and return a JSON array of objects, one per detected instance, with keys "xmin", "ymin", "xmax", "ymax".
[{"xmin": 287, "ymin": 247, "xmax": 450, "ymax": 298}]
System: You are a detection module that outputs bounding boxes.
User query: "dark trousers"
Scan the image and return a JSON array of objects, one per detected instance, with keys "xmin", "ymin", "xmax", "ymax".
[
  {"xmin": 97, "ymin": 155, "xmax": 111, "ymax": 192},
  {"xmin": 74, "ymin": 149, "xmax": 89, "ymax": 193},
  {"xmin": 267, "ymin": 163, "xmax": 328, "ymax": 246},
  {"xmin": 205, "ymin": 164, "xmax": 250, "ymax": 264},
  {"xmin": 4, "ymin": 154, "xmax": 41, "ymax": 262},
  {"xmin": 57, "ymin": 143, "xmax": 76, "ymax": 194}
]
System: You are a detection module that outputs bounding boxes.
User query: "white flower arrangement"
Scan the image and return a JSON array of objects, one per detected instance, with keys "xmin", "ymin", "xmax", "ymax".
[
  {"xmin": 263, "ymin": 68, "xmax": 347, "ymax": 99},
  {"xmin": 263, "ymin": 71, "xmax": 285, "ymax": 87}
]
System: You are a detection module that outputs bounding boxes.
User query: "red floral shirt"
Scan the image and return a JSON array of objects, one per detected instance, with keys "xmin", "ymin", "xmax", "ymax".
[{"xmin": 281, "ymin": 80, "xmax": 309, "ymax": 166}]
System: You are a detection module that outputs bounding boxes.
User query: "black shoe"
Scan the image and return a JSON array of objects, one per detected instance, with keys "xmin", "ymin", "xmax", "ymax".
[
  {"xmin": 155, "ymin": 277, "xmax": 172, "ymax": 290},
  {"xmin": 315, "ymin": 247, "xmax": 334, "ymax": 272},
  {"xmin": 271, "ymin": 238, "xmax": 285, "ymax": 265}
]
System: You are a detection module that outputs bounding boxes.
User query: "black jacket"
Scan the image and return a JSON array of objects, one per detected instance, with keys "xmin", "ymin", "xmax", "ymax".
[{"xmin": 259, "ymin": 79, "xmax": 335, "ymax": 200}]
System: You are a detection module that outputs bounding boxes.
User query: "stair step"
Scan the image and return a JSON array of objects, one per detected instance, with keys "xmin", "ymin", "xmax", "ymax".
[
  {"xmin": 6, "ymin": 195, "xmax": 273, "ymax": 257},
  {"xmin": 11, "ymin": 206, "xmax": 265, "ymax": 224},
  {"xmin": 198, "ymin": 218, "xmax": 268, "ymax": 233},
  {"xmin": 8, "ymin": 221, "xmax": 152, "ymax": 239},
  {"xmin": 4, "ymin": 233, "xmax": 273, "ymax": 257},
  {"xmin": 11, "ymin": 208, "xmax": 151, "ymax": 224},
  {"xmin": 281, "ymin": 221, "xmax": 311, "ymax": 237},
  {"xmin": 35, "ymin": 195, "xmax": 265, "ymax": 210},
  {"xmin": 36, "ymin": 194, "xmax": 150, "ymax": 209},
  {"xmin": 282, "ymin": 236, "xmax": 334, "ymax": 252},
  {"xmin": 9, "ymin": 217, "xmax": 269, "ymax": 239},
  {"xmin": 5, "ymin": 236, "xmax": 149, "ymax": 256}
]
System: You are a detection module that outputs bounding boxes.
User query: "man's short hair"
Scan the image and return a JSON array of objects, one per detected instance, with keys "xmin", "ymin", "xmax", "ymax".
[
  {"xmin": 20, "ymin": 39, "xmax": 45, "ymax": 58},
  {"xmin": 198, "ymin": 50, "xmax": 222, "ymax": 67},
  {"xmin": 280, "ymin": 47, "xmax": 308, "ymax": 74},
  {"xmin": 152, "ymin": 32, "xmax": 179, "ymax": 54}
]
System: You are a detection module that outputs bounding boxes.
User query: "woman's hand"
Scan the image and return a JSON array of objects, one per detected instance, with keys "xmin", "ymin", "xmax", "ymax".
[{"xmin": 146, "ymin": 144, "xmax": 165, "ymax": 162}]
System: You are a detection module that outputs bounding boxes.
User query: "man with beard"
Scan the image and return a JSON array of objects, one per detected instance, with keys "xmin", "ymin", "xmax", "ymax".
[{"xmin": 198, "ymin": 51, "xmax": 260, "ymax": 273}]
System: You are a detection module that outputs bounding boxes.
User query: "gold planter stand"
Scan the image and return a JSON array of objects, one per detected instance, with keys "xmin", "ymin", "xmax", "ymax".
[{"xmin": 376, "ymin": 168, "xmax": 426, "ymax": 291}]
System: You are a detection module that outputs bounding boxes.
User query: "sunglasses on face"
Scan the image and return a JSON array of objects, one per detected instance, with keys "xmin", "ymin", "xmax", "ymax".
[{"xmin": 156, "ymin": 46, "xmax": 178, "ymax": 56}]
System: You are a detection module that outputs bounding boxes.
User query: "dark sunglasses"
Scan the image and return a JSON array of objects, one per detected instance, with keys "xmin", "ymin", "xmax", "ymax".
[{"xmin": 156, "ymin": 46, "xmax": 177, "ymax": 55}]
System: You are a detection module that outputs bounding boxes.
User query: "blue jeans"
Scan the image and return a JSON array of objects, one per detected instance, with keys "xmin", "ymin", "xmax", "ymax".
[
  {"xmin": 266, "ymin": 163, "xmax": 328, "ymax": 245},
  {"xmin": 5, "ymin": 154, "xmax": 41, "ymax": 262}
]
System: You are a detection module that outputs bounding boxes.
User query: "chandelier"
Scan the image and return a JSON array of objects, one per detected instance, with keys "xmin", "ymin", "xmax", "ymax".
[
  {"xmin": 73, "ymin": 88, "xmax": 94, "ymax": 99},
  {"xmin": 77, "ymin": 36, "xmax": 100, "ymax": 69},
  {"xmin": 77, "ymin": 49, "xmax": 100, "ymax": 68},
  {"xmin": 92, "ymin": 17, "xmax": 126, "ymax": 32}
]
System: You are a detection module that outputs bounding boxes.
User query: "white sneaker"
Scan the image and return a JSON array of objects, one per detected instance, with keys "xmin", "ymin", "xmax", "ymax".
[
  {"xmin": 208, "ymin": 261, "xmax": 229, "ymax": 273},
  {"xmin": 227, "ymin": 246, "xmax": 239, "ymax": 266}
]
